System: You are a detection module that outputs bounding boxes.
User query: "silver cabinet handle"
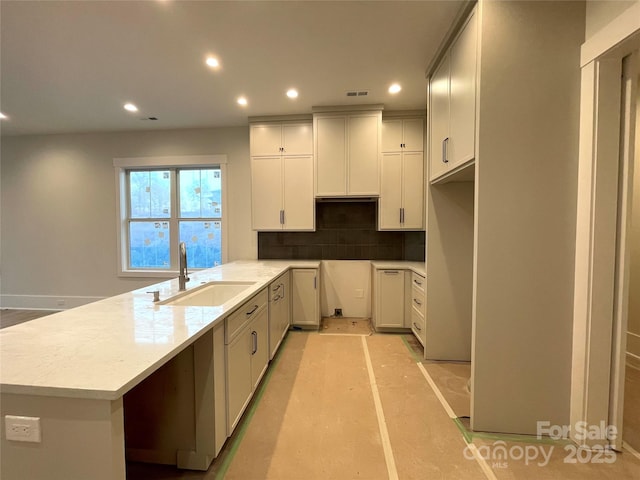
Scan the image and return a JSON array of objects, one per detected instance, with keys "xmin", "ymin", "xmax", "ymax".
[
  {"xmin": 413, "ymin": 279, "xmax": 423, "ymax": 287},
  {"xmin": 413, "ymin": 322, "xmax": 422, "ymax": 331},
  {"xmin": 414, "ymin": 298, "xmax": 422, "ymax": 306},
  {"xmin": 401, "ymin": 208, "xmax": 405, "ymax": 223},
  {"xmin": 384, "ymin": 270, "xmax": 399, "ymax": 275},
  {"xmin": 313, "ymin": 276, "xmax": 317, "ymax": 289},
  {"xmin": 273, "ymin": 283, "xmax": 282, "ymax": 292},
  {"xmin": 280, "ymin": 209, "xmax": 284, "ymax": 225},
  {"xmin": 246, "ymin": 304, "xmax": 259, "ymax": 317},
  {"xmin": 251, "ymin": 331, "xmax": 258, "ymax": 354},
  {"xmin": 280, "ymin": 282, "xmax": 285, "ymax": 299},
  {"xmin": 442, "ymin": 137, "xmax": 449, "ymax": 163}
]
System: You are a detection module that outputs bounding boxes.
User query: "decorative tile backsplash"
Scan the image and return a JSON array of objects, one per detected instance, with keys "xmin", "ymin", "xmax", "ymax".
[{"xmin": 258, "ymin": 201, "xmax": 425, "ymax": 261}]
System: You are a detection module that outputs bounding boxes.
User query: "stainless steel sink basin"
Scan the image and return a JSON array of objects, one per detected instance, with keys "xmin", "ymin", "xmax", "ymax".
[{"xmin": 160, "ymin": 281, "xmax": 256, "ymax": 307}]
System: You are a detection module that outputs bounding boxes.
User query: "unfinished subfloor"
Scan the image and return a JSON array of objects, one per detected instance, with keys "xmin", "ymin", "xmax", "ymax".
[
  {"xmin": 128, "ymin": 329, "xmax": 640, "ymax": 479},
  {"xmin": 4, "ymin": 311, "xmax": 640, "ymax": 478}
]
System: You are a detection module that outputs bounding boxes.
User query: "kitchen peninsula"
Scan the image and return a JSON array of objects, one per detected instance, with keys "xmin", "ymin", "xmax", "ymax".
[{"xmin": 0, "ymin": 260, "xmax": 321, "ymax": 480}]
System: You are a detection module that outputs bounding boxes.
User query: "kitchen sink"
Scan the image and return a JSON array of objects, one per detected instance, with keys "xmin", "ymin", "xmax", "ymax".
[{"xmin": 160, "ymin": 281, "xmax": 256, "ymax": 307}]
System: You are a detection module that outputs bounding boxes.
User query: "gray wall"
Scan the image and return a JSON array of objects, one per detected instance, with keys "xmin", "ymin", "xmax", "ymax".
[
  {"xmin": 0, "ymin": 127, "xmax": 256, "ymax": 306},
  {"xmin": 471, "ymin": 0, "xmax": 584, "ymax": 434},
  {"xmin": 585, "ymin": 0, "xmax": 637, "ymax": 39}
]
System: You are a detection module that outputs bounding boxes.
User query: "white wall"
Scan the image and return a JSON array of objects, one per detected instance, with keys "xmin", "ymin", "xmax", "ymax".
[
  {"xmin": 0, "ymin": 127, "xmax": 256, "ymax": 307},
  {"xmin": 585, "ymin": 0, "xmax": 638, "ymax": 39},
  {"xmin": 320, "ymin": 260, "xmax": 371, "ymax": 318}
]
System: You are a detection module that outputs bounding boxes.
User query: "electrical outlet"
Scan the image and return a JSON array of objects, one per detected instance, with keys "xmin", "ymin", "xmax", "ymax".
[
  {"xmin": 334, "ymin": 308, "xmax": 342, "ymax": 317},
  {"xmin": 5, "ymin": 415, "xmax": 41, "ymax": 443}
]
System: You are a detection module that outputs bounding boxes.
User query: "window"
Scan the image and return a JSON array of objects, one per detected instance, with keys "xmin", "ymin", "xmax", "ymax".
[{"xmin": 114, "ymin": 155, "xmax": 227, "ymax": 277}]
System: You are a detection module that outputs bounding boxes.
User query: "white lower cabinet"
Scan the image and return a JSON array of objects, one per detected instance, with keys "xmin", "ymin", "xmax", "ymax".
[
  {"xmin": 410, "ymin": 272, "xmax": 426, "ymax": 347},
  {"xmin": 372, "ymin": 267, "xmax": 426, "ymax": 347},
  {"xmin": 269, "ymin": 271, "xmax": 291, "ymax": 359},
  {"xmin": 373, "ymin": 269, "xmax": 408, "ymax": 329},
  {"xmin": 225, "ymin": 289, "xmax": 269, "ymax": 434},
  {"xmin": 291, "ymin": 268, "xmax": 320, "ymax": 327}
]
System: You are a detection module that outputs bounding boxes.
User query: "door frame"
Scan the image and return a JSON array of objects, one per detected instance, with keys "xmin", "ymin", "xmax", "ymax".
[{"xmin": 571, "ymin": 3, "xmax": 640, "ymax": 450}]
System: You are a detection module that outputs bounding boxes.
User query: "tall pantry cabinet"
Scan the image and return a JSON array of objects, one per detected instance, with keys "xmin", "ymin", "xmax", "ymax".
[
  {"xmin": 426, "ymin": 0, "xmax": 584, "ymax": 436},
  {"xmin": 250, "ymin": 122, "xmax": 314, "ymax": 230},
  {"xmin": 379, "ymin": 117, "xmax": 425, "ymax": 230}
]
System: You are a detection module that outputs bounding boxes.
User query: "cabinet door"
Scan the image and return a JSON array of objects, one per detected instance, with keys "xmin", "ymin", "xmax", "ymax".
[
  {"xmin": 348, "ymin": 114, "xmax": 380, "ymax": 195},
  {"xmin": 212, "ymin": 324, "xmax": 227, "ymax": 455},
  {"xmin": 226, "ymin": 328, "xmax": 252, "ymax": 433},
  {"xmin": 402, "ymin": 118, "xmax": 425, "ymax": 152},
  {"xmin": 282, "ymin": 124, "xmax": 313, "ymax": 155},
  {"xmin": 280, "ymin": 271, "xmax": 291, "ymax": 338},
  {"xmin": 269, "ymin": 284, "xmax": 284, "ymax": 359},
  {"xmin": 250, "ymin": 124, "xmax": 283, "ymax": 156},
  {"xmin": 291, "ymin": 269, "xmax": 319, "ymax": 326},
  {"xmin": 429, "ymin": 55, "xmax": 450, "ymax": 182},
  {"xmin": 402, "ymin": 152, "xmax": 424, "ymax": 229},
  {"xmin": 250, "ymin": 308, "xmax": 269, "ymax": 390},
  {"xmin": 379, "ymin": 153, "xmax": 402, "ymax": 230},
  {"xmin": 283, "ymin": 156, "xmax": 314, "ymax": 230},
  {"xmin": 251, "ymin": 156, "xmax": 283, "ymax": 230},
  {"xmin": 375, "ymin": 270, "xmax": 405, "ymax": 328},
  {"xmin": 315, "ymin": 116, "xmax": 347, "ymax": 196},
  {"xmin": 449, "ymin": 10, "xmax": 477, "ymax": 167},
  {"xmin": 381, "ymin": 119, "xmax": 403, "ymax": 153}
]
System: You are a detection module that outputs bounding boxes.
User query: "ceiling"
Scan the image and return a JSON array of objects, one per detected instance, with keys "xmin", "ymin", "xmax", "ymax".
[{"xmin": 0, "ymin": 0, "xmax": 464, "ymax": 136}]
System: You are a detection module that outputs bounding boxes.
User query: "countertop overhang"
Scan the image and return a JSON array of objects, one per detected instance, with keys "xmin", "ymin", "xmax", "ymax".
[{"xmin": 0, "ymin": 260, "xmax": 319, "ymax": 400}]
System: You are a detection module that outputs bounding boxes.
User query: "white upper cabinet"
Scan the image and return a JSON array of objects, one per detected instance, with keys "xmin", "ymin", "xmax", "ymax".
[
  {"xmin": 429, "ymin": 9, "xmax": 477, "ymax": 183},
  {"xmin": 382, "ymin": 118, "xmax": 424, "ymax": 153},
  {"xmin": 250, "ymin": 122, "xmax": 314, "ymax": 231},
  {"xmin": 379, "ymin": 118, "xmax": 425, "ymax": 230},
  {"xmin": 314, "ymin": 111, "xmax": 381, "ymax": 197},
  {"xmin": 250, "ymin": 123, "xmax": 312, "ymax": 156}
]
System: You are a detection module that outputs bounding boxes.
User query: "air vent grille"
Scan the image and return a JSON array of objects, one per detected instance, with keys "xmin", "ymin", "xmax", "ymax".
[{"xmin": 346, "ymin": 90, "xmax": 369, "ymax": 97}]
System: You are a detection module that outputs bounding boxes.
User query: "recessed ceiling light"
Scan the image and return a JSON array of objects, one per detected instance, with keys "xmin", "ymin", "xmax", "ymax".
[
  {"xmin": 206, "ymin": 56, "xmax": 220, "ymax": 68},
  {"xmin": 0, "ymin": 112, "xmax": 7, "ymax": 120},
  {"xmin": 237, "ymin": 97, "xmax": 248, "ymax": 106},
  {"xmin": 286, "ymin": 89, "xmax": 298, "ymax": 99},
  {"xmin": 388, "ymin": 83, "xmax": 402, "ymax": 94},
  {"xmin": 124, "ymin": 103, "xmax": 138, "ymax": 112}
]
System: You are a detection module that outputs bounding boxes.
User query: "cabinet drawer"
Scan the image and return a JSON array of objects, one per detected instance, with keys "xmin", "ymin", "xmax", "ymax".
[
  {"xmin": 411, "ymin": 308, "xmax": 425, "ymax": 346},
  {"xmin": 226, "ymin": 289, "xmax": 268, "ymax": 343},
  {"xmin": 411, "ymin": 285, "xmax": 425, "ymax": 316},
  {"xmin": 411, "ymin": 272, "xmax": 425, "ymax": 292}
]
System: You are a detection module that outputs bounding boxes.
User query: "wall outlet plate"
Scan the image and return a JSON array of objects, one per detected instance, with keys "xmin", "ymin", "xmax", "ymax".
[
  {"xmin": 334, "ymin": 308, "xmax": 343, "ymax": 317},
  {"xmin": 5, "ymin": 415, "xmax": 41, "ymax": 443}
]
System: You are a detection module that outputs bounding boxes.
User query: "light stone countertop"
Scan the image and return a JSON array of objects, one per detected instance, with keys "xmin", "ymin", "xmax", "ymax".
[
  {"xmin": 370, "ymin": 261, "xmax": 426, "ymax": 276},
  {"xmin": 0, "ymin": 260, "xmax": 319, "ymax": 401}
]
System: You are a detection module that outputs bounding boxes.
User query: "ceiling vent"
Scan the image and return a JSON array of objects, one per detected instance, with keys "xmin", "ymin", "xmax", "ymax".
[{"xmin": 346, "ymin": 90, "xmax": 369, "ymax": 97}]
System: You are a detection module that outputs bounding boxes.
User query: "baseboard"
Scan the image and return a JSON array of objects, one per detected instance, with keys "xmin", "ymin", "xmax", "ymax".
[{"xmin": 0, "ymin": 294, "xmax": 106, "ymax": 310}]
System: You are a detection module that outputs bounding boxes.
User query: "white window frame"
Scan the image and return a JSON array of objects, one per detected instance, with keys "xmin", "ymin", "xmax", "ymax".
[{"xmin": 114, "ymin": 155, "xmax": 228, "ymax": 277}]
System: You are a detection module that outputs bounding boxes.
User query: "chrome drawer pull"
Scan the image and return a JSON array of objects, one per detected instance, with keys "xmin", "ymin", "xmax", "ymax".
[
  {"xmin": 414, "ymin": 299, "xmax": 422, "ymax": 306},
  {"xmin": 246, "ymin": 304, "xmax": 259, "ymax": 316},
  {"xmin": 413, "ymin": 322, "xmax": 422, "ymax": 331}
]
